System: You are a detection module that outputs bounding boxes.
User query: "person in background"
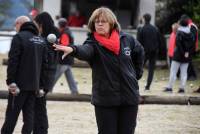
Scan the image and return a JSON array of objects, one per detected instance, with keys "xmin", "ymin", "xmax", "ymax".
[
  {"xmin": 164, "ymin": 16, "xmax": 195, "ymax": 93},
  {"xmin": 67, "ymin": 2, "xmax": 86, "ymax": 27},
  {"xmin": 29, "ymin": 8, "xmax": 39, "ymax": 20},
  {"xmin": 33, "ymin": 12, "xmax": 59, "ymax": 134},
  {"xmin": 1, "ymin": 16, "xmax": 46, "ymax": 134},
  {"xmin": 52, "ymin": 18, "xmax": 78, "ymax": 95},
  {"xmin": 181, "ymin": 15, "xmax": 198, "ymax": 81},
  {"xmin": 167, "ymin": 23, "xmax": 179, "ymax": 65},
  {"xmin": 54, "ymin": 7, "xmax": 144, "ymax": 134},
  {"xmin": 67, "ymin": 10, "xmax": 86, "ymax": 27},
  {"xmin": 137, "ymin": 13, "xmax": 161, "ymax": 90},
  {"xmin": 194, "ymin": 86, "xmax": 200, "ymax": 93}
]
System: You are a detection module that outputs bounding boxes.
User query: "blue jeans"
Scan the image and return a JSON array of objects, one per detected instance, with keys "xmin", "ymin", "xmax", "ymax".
[{"xmin": 52, "ymin": 64, "xmax": 78, "ymax": 93}]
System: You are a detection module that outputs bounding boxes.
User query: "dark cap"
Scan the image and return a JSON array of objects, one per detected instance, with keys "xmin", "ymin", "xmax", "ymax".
[
  {"xmin": 180, "ymin": 14, "xmax": 190, "ymax": 20},
  {"xmin": 58, "ymin": 18, "xmax": 67, "ymax": 28}
]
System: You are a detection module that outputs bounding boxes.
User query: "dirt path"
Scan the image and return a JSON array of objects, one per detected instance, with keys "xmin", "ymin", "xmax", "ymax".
[
  {"xmin": 0, "ymin": 100, "xmax": 200, "ymax": 134},
  {"xmin": 0, "ymin": 54, "xmax": 200, "ymax": 133}
]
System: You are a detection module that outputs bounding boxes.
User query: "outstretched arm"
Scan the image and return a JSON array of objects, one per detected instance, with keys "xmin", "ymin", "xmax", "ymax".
[{"xmin": 53, "ymin": 39, "xmax": 95, "ymax": 62}]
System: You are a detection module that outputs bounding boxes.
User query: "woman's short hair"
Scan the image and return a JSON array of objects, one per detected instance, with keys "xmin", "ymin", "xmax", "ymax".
[{"xmin": 88, "ymin": 7, "xmax": 121, "ymax": 33}]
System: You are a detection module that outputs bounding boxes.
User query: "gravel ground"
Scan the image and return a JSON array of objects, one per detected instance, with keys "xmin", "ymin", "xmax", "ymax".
[
  {"xmin": 0, "ymin": 100, "xmax": 200, "ymax": 134},
  {"xmin": 0, "ymin": 54, "xmax": 200, "ymax": 134}
]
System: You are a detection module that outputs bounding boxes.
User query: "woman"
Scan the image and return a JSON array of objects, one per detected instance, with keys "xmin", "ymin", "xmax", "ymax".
[
  {"xmin": 34, "ymin": 12, "xmax": 59, "ymax": 134},
  {"xmin": 54, "ymin": 7, "xmax": 144, "ymax": 134}
]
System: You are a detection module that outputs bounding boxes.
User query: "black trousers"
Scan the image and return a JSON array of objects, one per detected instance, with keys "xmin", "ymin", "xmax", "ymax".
[
  {"xmin": 95, "ymin": 105, "xmax": 138, "ymax": 134},
  {"xmin": 1, "ymin": 91, "xmax": 35, "ymax": 134},
  {"xmin": 187, "ymin": 61, "xmax": 197, "ymax": 79},
  {"xmin": 169, "ymin": 58, "xmax": 197, "ymax": 80},
  {"xmin": 33, "ymin": 95, "xmax": 48, "ymax": 134},
  {"xmin": 144, "ymin": 51, "xmax": 157, "ymax": 89}
]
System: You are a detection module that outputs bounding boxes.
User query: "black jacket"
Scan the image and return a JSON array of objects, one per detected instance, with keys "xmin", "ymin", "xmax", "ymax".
[
  {"xmin": 58, "ymin": 28, "xmax": 74, "ymax": 65},
  {"xmin": 7, "ymin": 22, "xmax": 47, "ymax": 91},
  {"xmin": 173, "ymin": 26, "xmax": 195, "ymax": 63},
  {"xmin": 39, "ymin": 39, "xmax": 58, "ymax": 92},
  {"xmin": 137, "ymin": 23, "xmax": 161, "ymax": 52},
  {"xmin": 71, "ymin": 32, "xmax": 144, "ymax": 106}
]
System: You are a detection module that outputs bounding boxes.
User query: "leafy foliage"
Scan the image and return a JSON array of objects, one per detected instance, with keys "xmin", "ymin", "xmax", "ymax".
[
  {"xmin": 156, "ymin": 0, "xmax": 200, "ymax": 34},
  {"xmin": 0, "ymin": 0, "xmax": 12, "ymax": 26}
]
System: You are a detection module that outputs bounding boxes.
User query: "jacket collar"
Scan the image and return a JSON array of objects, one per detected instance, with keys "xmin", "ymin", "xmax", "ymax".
[
  {"xmin": 88, "ymin": 31, "xmax": 126, "ymax": 41},
  {"xmin": 178, "ymin": 26, "xmax": 190, "ymax": 34}
]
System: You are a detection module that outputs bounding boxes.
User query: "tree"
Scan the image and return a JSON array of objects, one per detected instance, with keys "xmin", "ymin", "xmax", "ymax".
[
  {"xmin": 183, "ymin": 0, "xmax": 200, "ymax": 27},
  {"xmin": 155, "ymin": 0, "xmax": 200, "ymax": 34}
]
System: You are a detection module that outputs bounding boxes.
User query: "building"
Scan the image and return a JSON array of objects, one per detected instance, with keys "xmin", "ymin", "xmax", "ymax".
[
  {"xmin": 34, "ymin": 0, "xmax": 156, "ymax": 45},
  {"xmin": 36, "ymin": 0, "xmax": 156, "ymax": 29},
  {"xmin": 0, "ymin": 0, "xmax": 157, "ymax": 53}
]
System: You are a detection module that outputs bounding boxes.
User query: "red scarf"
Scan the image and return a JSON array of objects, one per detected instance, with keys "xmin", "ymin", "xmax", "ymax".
[{"xmin": 94, "ymin": 30, "xmax": 120, "ymax": 55}]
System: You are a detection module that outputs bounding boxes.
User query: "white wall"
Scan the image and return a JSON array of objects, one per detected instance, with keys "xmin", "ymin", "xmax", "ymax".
[
  {"xmin": 43, "ymin": 0, "xmax": 61, "ymax": 23},
  {"xmin": 139, "ymin": 0, "xmax": 156, "ymax": 24},
  {"xmin": 0, "ymin": 37, "xmax": 12, "ymax": 54}
]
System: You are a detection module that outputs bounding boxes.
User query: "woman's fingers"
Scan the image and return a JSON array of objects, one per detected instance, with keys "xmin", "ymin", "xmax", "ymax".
[
  {"xmin": 53, "ymin": 44, "xmax": 65, "ymax": 51},
  {"xmin": 53, "ymin": 45, "xmax": 73, "ymax": 57}
]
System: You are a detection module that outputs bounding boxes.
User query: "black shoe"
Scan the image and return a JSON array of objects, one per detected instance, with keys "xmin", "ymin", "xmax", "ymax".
[
  {"xmin": 144, "ymin": 86, "xmax": 150, "ymax": 90},
  {"xmin": 178, "ymin": 88, "xmax": 185, "ymax": 93},
  {"xmin": 187, "ymin": 76, "xmax": 197, "ymax": 81},
  {"xmin": 163, "ymin": 88, "xmax": 172, "ymax": 92},
  {"xmin": 193, "ymin": 87, "xmax": 200, "ymax": 93}
]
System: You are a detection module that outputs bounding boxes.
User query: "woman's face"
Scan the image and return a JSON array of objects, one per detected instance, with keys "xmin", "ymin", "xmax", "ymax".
[{"xmin": 94, "ymin": 16, "xmax": 110, "ymax": 38}]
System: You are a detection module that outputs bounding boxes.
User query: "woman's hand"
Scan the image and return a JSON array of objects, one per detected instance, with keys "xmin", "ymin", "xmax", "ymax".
[{"xmin": 53, "ymin": 44, "xmax": 73, "ymax": 59}]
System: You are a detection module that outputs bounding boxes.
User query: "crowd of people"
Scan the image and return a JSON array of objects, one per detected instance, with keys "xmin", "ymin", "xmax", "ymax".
[
  {"xmin": 164, "ymin": 15, "xmax": 198, "ymax": 93},
  {"xmin": 0, "ymin": 6, "xmax": 199, "ymax": 134},
  {"xmin": 1, "ymin": 7, "xmax": 144, "ymax": 134},
  {"xmin": 137, "ymin": 13, "xmax": 199, "ymax": 93}
]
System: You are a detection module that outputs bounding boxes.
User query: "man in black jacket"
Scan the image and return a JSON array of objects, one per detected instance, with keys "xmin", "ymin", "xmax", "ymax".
[
  {"xmin": 181, "ymin": 15, "xmax": 198, "ymax": 80},
  {"xmin": 137, "ymin": 13, "xmax": 161, "ymax": 90},
  {"xmin": 1, "ymin": 16, "xmax": 47, "ymax": 134}
]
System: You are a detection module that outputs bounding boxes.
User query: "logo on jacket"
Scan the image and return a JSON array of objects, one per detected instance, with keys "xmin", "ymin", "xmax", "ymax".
[
  {"xmin": 124, "ymin": 47, "xmax": 131, "ymax": 56},
  {"xmin": 29, "ymin": 36, "xmax": 45, "ymax": 44}
]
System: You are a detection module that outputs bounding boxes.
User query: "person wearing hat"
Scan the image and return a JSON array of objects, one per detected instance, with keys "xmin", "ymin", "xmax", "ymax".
[{"xmin": 52, "ymin": 18, "xmax": 78, "ymax": 95}]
